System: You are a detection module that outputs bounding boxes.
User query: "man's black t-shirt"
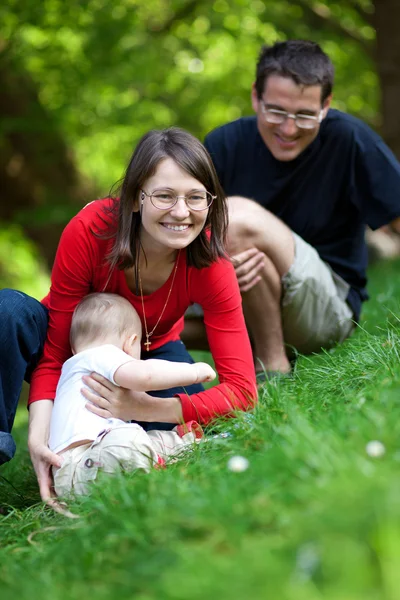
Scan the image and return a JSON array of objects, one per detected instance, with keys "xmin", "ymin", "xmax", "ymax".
[{"xmin": 205, "ymin": 109, "xmax": 400, "ymax": 320}]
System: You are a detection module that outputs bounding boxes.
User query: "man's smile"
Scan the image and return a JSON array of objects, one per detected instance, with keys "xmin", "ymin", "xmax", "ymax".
[{"xmin": 274, "ymin": 133, "xmax": 298, "ymax": 147}]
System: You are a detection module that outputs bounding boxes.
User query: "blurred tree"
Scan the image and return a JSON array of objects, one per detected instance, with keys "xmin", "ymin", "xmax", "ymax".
[
  {"xmin": 0, "ymin": 224, "xmax": 49, "ymax": 299},
  {"xmin": 289, "ymin": 1, "xmax": 400, "ymax": 160},
  {"xmin": 0, "ymin": 0, "xmax": 397, "ymax": 273},
  {"xmin": 373, "ymin": 0, "xmax": 400, "ymax": 157},
  {"xmin": 0, "ymin": 52, "xmax": 91, "ymax": 265}
]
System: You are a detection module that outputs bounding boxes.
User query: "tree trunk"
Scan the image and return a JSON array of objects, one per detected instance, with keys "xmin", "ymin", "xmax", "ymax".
[
  {"xmin": 0, "ymin": 52, "xmax": 93, "ymax": 267},
  {"xmin": 373, "ymin": 0, "xmax": 400, "ymax": 159}
]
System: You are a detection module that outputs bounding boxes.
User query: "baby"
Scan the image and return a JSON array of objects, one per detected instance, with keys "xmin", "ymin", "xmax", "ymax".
[{"xmin": 50, "ymin": 292, "xmax": 215, "ymax": 496}]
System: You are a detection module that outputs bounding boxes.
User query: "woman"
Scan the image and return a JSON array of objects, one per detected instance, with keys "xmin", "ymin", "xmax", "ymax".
[{"xmin": 0, "ymin": 128, "xmax": 257, "ymax": 502}]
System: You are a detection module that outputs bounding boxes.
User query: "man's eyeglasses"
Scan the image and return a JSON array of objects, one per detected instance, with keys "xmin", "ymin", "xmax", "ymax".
[
  {"xmin": 260, "ymin": 101, "xmax": 323, "ymax": 130},
  {"xmin": 141, "ymin": 189, "xmax": 215, "ymax": 211}
]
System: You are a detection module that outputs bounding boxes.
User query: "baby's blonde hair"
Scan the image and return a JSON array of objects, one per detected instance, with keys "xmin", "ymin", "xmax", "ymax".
[{"xmin": 70, "ymin": 293, "xmax": 141, "ymax": 353}]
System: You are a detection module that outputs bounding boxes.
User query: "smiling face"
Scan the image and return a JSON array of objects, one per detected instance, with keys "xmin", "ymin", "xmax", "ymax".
[
  {"xmin": 138, "ymin": 158, "xmax": 210, "ymax": 256},
  {"xmin": 252, "ymin": 74, "xmax": 331, "ymax": 162}
]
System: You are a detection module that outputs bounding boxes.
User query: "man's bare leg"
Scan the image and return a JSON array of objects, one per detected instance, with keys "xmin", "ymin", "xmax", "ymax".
[
  {"xmin": 228, "ymin": 196, "xmax": 295, "ymax": 374},
  {"xmin": 180, "ymin": 317, "xmax": 208, "ymax": 351},
  {"xmin": 242, "ymin": 256, "xmax": 291, "ymax": 373}
]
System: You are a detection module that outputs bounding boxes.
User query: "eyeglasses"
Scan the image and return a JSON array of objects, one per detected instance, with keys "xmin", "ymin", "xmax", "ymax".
[
  {"xmin": 260, "ymin": 101, "xmax": 323, "ymax": 130},
  {"xmin": 141, "ymin": 189, "xmax": 215, "ymax": 211}
]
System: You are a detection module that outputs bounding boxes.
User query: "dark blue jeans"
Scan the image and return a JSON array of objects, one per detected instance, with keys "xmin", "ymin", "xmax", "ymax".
[
  {"xmin": 0, "ymin": 289, "xmax": 203, "ymax": 465},
  {"xmin": 0, "ymin": 290, "xmax": 48, "ymax": 464}
]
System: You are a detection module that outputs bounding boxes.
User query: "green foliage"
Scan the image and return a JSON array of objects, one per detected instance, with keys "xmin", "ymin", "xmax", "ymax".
[
  {"xmin": 1, "ymin": 0, "xmax": 378, "ymax": 193},
  {"xmin": 2, "ymin": 257, "xmax": 400, "ymax": 597},
  {"xmin": 0, "ymin": 225, "xmax": 49, "ymax": 299}
]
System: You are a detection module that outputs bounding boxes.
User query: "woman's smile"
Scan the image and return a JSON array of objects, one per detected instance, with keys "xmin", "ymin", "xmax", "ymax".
[{"xmin": 161, "ymin": 223, "xmax": 192, "ymax": 232}]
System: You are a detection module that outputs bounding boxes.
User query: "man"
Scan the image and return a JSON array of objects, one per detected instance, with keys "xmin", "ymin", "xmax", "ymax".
[{"xmin": 183, "ymin": 40, "xmax": 400, "ymax": 380}]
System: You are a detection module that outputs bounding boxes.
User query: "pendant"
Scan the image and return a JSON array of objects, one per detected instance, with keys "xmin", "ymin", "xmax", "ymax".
[{"xmin": 144, "ymin": 337, "xmax": 151, "ymax": 351}]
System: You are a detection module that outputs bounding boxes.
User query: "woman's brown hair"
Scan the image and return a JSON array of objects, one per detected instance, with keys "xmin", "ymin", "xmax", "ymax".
[{"xmin": 98, "ymin": 127, "xmax": 228, "ymax": 271}]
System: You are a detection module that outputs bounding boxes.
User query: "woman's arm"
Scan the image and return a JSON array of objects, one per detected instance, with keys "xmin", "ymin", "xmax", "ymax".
[
  {"xmin": 27, "ymin": 207, "xmax": 104, "ymax": 502},
  {"xmin": 83, "ymin": 259, "xmax": 256, "ymax": 426},
  {"xmin": 29, "ymin": 208, "xmax": 102, "ymax": 404},
  {"xmin": 28, "ymin": 400, "xmax": 63, "ymax": 501},
  {"xmin": 83, "ymin": 375, "xmax": 184, "ymax": 423},
  {"xmin": 178, "ymin": 259, "xmax": 257, "ymax": 424}
]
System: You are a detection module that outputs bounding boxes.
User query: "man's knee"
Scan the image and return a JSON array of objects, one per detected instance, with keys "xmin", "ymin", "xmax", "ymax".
[
  {"xmin": 227, "ymin": 196, "xmax": 291, "ymax": 248},
  {"xmin": 227, "ymin": 197, "xmax": 295, "ymax": 275},
  {"xmin": 228, "ymin": 196, "xmax": 265, "ymax": 248}
]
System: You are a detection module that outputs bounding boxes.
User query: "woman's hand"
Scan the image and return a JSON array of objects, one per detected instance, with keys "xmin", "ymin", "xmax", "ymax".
[
  {"xmin": 82, "ymin": 372, "xmax": 183, "ymax": 423},
  {"xmin": 28, "ymin": 400, "xmax": 62, "ymax": 500},
  {"xmin": 82, "ymin": 373, "xmax": 151, "ymax": 421},
  {"xmin": 28, "ymin": 440, "xmax": 78, "ymax": 518},
  {"xmin": 29, "ymin": 438, "xmax": 62, "ymax": 499},
  {"xmin": 28, "ymin": 400, "xmax": 78, "ymax": 518}
]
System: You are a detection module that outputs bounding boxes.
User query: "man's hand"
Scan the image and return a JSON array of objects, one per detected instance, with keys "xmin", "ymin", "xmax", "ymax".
[{"xmin": 231, "ymin": 247, "xmax": 266, "ymax": 292}]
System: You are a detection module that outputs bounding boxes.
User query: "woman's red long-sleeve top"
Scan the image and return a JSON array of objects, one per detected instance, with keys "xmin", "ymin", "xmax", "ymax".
[{"xmin": 29, "ymin": 199, "xmax": 257, "ymax": 425}]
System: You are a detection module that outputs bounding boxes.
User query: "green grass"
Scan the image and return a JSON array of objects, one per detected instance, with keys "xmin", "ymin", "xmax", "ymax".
[{"xmin": 2, "ymin": 259, "xmax": 400, "ymax": 599}]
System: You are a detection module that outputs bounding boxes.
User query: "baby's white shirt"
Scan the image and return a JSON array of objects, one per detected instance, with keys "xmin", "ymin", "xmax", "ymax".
[{"xmin": 49, "ymin": 344, "xmax": 134, "ymax": 454}]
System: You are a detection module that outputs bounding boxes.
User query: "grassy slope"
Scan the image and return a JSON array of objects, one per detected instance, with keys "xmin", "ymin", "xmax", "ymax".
[{"xmin": 2, "ymin": 259, "xmax": 400, "ymax": 599}]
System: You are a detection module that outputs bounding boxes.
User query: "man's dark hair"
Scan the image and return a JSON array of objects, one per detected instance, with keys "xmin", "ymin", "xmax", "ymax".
[{"xmin": 255, "ymin": 40, "xmax": 334, "ymax": 104}]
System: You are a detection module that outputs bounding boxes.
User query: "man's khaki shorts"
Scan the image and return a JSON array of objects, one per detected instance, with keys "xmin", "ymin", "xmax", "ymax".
[
  {"xmin": 281, "ymin": 232, "xmax": 355, "ymax": 356},
  {"xmin": 185, "ymin": 232, "xmax": 355, "ymax": 356},
  {"xmin": 53, "ymin": 421, "xmax": 203, "ymax": 498}
]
